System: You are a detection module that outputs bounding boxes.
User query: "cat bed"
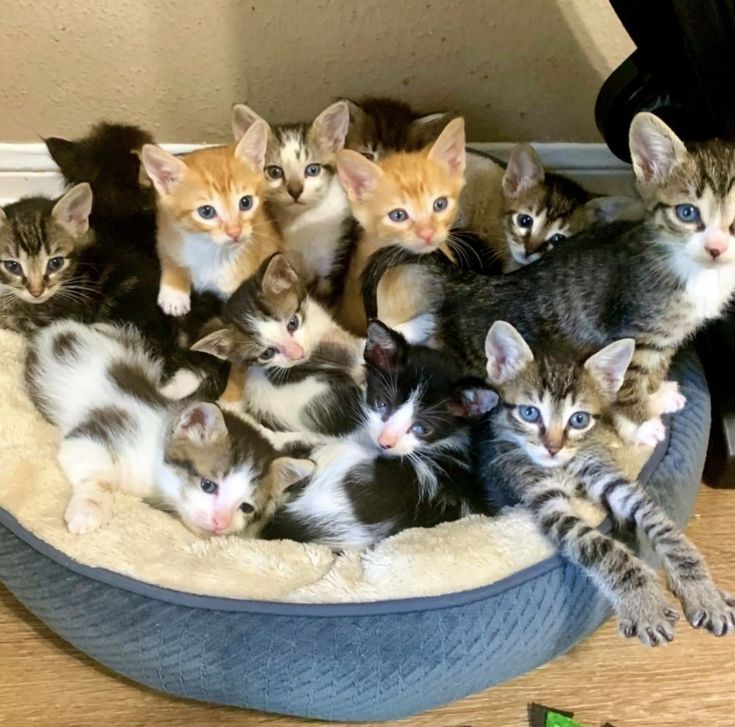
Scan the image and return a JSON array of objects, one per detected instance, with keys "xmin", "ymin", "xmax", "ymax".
[{"xmin": 0, "ymin": 329, "xmax": 709, "ymax": 722}]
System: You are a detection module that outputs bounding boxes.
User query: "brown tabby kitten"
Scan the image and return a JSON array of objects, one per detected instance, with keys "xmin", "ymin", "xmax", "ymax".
[{"xmin": 479, "ymin": 321, "xmax": 735, "ymax": 645}]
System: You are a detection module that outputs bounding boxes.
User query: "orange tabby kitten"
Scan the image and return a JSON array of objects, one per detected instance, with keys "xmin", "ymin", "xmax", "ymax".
[
  {"xmin": 335, "ymin": 117, "xmax": 466, "ymax": 335},
  {"xmin": 140, "ymin": 120, "xmax": 281, "ymax": 316}
]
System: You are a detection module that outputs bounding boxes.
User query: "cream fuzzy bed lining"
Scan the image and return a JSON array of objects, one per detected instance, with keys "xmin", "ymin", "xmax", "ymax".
[{"xmin": 0, "ymin": 331, "xmax": 651, "ymax": 604}]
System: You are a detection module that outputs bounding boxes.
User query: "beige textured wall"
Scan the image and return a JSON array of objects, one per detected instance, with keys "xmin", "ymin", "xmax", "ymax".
[{"xmin": 1, "ymin": 0, "xmax": 633, "ymax": 144}]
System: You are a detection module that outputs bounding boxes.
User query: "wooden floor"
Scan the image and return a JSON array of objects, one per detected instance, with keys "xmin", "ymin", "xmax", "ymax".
[{"xmin": 2, "ymin": 485, "xmax": 735, "ymax": 727}]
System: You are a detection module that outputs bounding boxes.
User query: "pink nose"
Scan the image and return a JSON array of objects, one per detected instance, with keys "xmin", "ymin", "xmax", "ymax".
[
  {"xmin": 213, "ymin": 513, "xmax": 231, "ymax": 531},
  {"xmin": 282, "ymin": 341, "xmax": 305, "ymax": 361},
  {"xmin": 417, "ymin": 227, "xmax": 434, "ymax": 245},
  {"xmin": 226, "ymin": 226, "xmax": 242, "ymax": 241},
  {"xmin": 378, "ymin": 432, "xmax": 398, "ymax": 450},
  {"xmin": 704, "ymin": 230, "xmax": 729, "ymax": 259}
]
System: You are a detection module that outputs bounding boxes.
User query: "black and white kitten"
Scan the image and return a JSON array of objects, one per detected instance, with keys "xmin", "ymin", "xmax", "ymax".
[
  {"xmin": 262, "ymin": 321, "xmax": 496, "ymax": 551},
  {"xmin": 477, "ymin": 321, "xmax": 735, "ymax": 645},
  {"xmin": 192, "ymin": 253, "xmax": 364, "ymax": 435}
]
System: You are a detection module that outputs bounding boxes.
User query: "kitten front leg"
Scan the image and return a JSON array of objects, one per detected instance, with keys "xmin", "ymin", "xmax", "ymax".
[
  {"xmin": 524, "ymin": 474, "xmax": 678, "ymax": 646},
  {"xmin": 649, "ymin": 380, "xmax": 687, "ymax": 416},
  {"xmin": 219, "ymin": 365, "xmax": 246, "ymax": 410},
  {"xmin": 158, "ymin": 259, "xmax": 192, "ymax": 317}
]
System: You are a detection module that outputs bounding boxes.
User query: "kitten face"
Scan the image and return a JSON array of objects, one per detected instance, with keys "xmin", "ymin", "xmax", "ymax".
[
  {"xmin": 484, "ymin": 322, "xmax": 634, "ymax": 468},
  {"xmin": 502, "ymin": 144, "xmax": 591, "ymax": 267},
  {"xmin": 363, "ymin": 321, "xmax": 496, "ymax": 457},
  {"xmin": 163, "ymin": 403, "xmax": 312, "ymax": 536},
  {"xmin": 141, "ymin": 121, "xmax": 269, "ymax": 246},
  {"xmin": 192, "ymin": 254, "xmax": 316, "ymax": 369},
  {"xmin": 337, "ymin": 118, "xmax": 466, "ymax": 255},
  {"xmin": 629, "ymin": 113, "xmax": 735, "ymax": 270},
  {"xmin": 233, "ymin": 102, "xmax": 350, "ymax": 216},
  {"xmin": 0, "ymin": 185, "xmax": 93, "ymax": 305}
]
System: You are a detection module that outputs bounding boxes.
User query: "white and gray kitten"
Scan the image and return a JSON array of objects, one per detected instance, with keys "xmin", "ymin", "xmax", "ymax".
[
  {"xmin": 26, "ymin": 320, "xmax": 311, "ymax": 537},
  {"xmin": 232, "ymin": 102, "xmax": 353, "ymax": 304}
]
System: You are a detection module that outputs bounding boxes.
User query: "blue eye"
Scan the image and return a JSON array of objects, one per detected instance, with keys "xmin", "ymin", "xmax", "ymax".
[
  {"xmin": 376, "ymin": 400, "xmax": 390, "ymax": 418},
  {"xmin": 197, "ymin": 205, "xmax": 216, "ymax": 220},
  {"xmin": 260, "ymin": 347, "xmax": 277, "ymax": 361},
  {"xmin": 548, "ymin": 233, "xmax": 566, "ymax": 244},
  {"xmin": 3, "ymin": 260, "xmax": 21, "ymax": 274},
  {"xmin": 569, "ymin": 411, "xmax": 591, "ymax": 429},
  {"xmin": 240, "ymin": 502, "xmax": 254, "ymax": 514},
  {"xmin": 518, "ymin": 405, "xmax": 541, "ymax": 423},
  {"xmin": 286, "ymin": 315, "xmax": 299, "ymax": 333},
  {"xmin": 517, "ymin": 213, "xmax": 533, "ymax": 229},
  {"xmin": 410, "ymin": 422, "xmax": 428, "ymax": 436},
  {"xmin": 239, "ymin": 195, "xmax": 253, "ymax": 211},
  {"xmin": 675, "ymin": 204, "xmax": 701, "ymax": 223},
  {"xmin": 265, "ymin": 166, "xmax": 283, "ymax": 180},
  {"xmin": 388, "ymin": 209, "xmax": 409, "ymax": 222},
  {"xmin": 200, "ymin": 478, "xmax": 218, "ymax": 494},
  {"xmin": 305, "ymin": 164, "xmax": 322, "ymax": 177},
  {"xmin": 433, "ymin": 196, "xmax": 448, "ymax": 212},
  {"xmin": 46, "ymin": 256, "xmax": 65, "ymax": 272}
]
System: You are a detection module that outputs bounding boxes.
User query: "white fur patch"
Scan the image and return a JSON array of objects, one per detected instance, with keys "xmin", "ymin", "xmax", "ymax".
[
  {"xmin": 161, "ymin": 369, "xmax": 203, "ymax": 400},
  {"xmin": 158, "ymin": 284, "xmax": 191, "ymax": 316}
]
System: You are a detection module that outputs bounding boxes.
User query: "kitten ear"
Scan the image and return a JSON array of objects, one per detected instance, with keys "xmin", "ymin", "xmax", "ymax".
[
  {"xmin": 311, "ymin": 101, "xmax": 350, "ymax": 154},
  {"xmin": 261, "ymin": 253, "xmax": 299, "ymax": 296},
  {"xmin": 51, "ymin": 183, "xmax": 93, "ymax": 237},
  {"xmin": 190, "ymin": 329, "xmax": 236, "ymax": 360},
  {"xmin": 140, "ymin": 144, "xmax": 188, "ymax": 196},
  {"xmin": 344, "ymin": 99, "xmax": 367, "ymax": 126},
  {"xmin": 232, "ymin": 104, "xmax": 266, "ymax": 141},
  {"xmin": 629, "ymin": 113, "xmax": 687, "ymax": 184},
  {"xmin": 584, "ymin": 195, "xmax": 644, "ymax": 224},
  {"xmin": 336, "ymin": 149, "xmax": 383, "ymax": 202},
  {"xmin": 450, "ymin": 384, "xmax": 499, "ymax": 418},
  {"xmin": 269, "ymin": 457, "xmax": 316, "ymax": 495},
  {"xmin": 503, "ymin": 144, "xmax": 544, "ymax": 197},
  {"xmin": 426, "ymin": 117, "xmax": 466, "ymax": 176},
  {"xmin": 45, "ymin": 137, "xmax": 78, "ymax": 171},
  {"xmin": 173, "ymin": 402, "xmax": 228, "ymax": 443},
  {"xmin": 234, "ymin": 119, "xmax": 270, "ymax": 171},
  {"xmin": 584, "ymin": 338, "xmax": 635, "ymax": 398},
  {"xmin": 0, "ymin": 207, "xmax": 7, "ymax": 227},
  {"xmin": 484, "ymin": 321, "xmax": 534, "ymax": 385},
  {"xmin": 364, "ymin": 320, "xmax": 407, "ymax": 369}
]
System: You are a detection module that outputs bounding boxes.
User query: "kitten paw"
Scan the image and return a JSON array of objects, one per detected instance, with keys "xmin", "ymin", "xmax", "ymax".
[
  {"xmin": 650, "ymin": 381, "xmax": 687, "ymax": 416},
  {"xmin": 616, "ymin": 586, "xmax": 679, "ymax": 646},
  {"xmin": 678, "ymin": 582, "xmax": 735, "ymax": 636},
  {"xmin": 632, "ymin": 417, "xmax": 667, "ymax": 448},
  {"xmin": 161, "ymin": 368, "xmax": 202, "ymax": 400},
  {"xmin": 65, "ymin": 496, "xmax": 111, "ymax": 535},
  {"xmin": 158, "ymin": 286, "xmax": 191, "ymax": 317}
]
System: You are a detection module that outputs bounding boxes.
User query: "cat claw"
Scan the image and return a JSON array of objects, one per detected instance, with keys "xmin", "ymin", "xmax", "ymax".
[
  {"xmin": 65, "ymin": 497, "xmax": 111, "ymax": 535},
  {"xmin": 679, "ymin": 584, "xmax": 735, "ymax": 637},
  {"xmin": 617, "ymin": 588, "xmax": 679, "ymax": 647},
  {"xmin": 631, "ymin": 418, "xmax": 667, "ymax": 447},
  {"xmin": 158, "ymin": 286, "xmax": 191, "ymax": 317},
  {"xmin": 650, "ymin": 381, "xmax": 687, "ymax": 415}
]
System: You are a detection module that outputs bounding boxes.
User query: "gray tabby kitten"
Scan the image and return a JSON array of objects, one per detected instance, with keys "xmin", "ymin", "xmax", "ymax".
[
  {"xmin": 26, "ymin": 319, "xmax": 311, "ymax": 537},
  {"xmin": 478, "ymin": 321, "xmax": 734, "ymax": 645},
  {"xmin": 364, "ymin": 112, "xmax": 735, "ymax": 446},
  {"xmin": 231, "ymin": 102, "xmax": 353, "ymax": 303}
]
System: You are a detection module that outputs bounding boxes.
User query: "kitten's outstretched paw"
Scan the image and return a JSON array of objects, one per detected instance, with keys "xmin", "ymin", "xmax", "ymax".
[
  {"xmin": 65, "ymin": 496, "xmax": 111, "ymax": 535},
  {"xmin": 679, "ymin": 583, "xmax": 735, "ymax": 636},
  {"xmin": 158, "ymin": 286, "xmax": 191, "ymax": 317},
  {"xmin": 617, "ymin": 587, "xmax": 679, "ymax": 646},
  {"xmin": 632, "ymin": 418, "xmax": 667, "ymax": 448},
  {"xmin": 650, "ymin": 381, "xmax": 687, "ymax": 415}
]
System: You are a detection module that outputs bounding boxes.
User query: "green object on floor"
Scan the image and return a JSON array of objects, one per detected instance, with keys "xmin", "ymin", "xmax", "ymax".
[{"xmin": 546, "ymin": 713, "xmax": 585, "ymax": 727}]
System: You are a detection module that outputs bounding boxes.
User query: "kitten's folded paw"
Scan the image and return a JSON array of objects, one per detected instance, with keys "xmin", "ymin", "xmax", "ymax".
[
  {"xmin": 65, "ymin": 496, "xmax": 111, "ymax": 535},
  {"xmin": 158, "ymin": 286, "xmax": 191, "ymax": 317},
  {"xmin": 679, "ymin": 582, "xmax": 735, "ymax": 636},
  {"xmin": 650, "ymin": 381, "xmax": 687, "ymax": 416},
  {"xmin": 616, "ymin": 586, "xmax": 679, "ymax": 646},
  {"xmin": 161, "ymin": 368, "xmax": 202, "ymax": 400},
  {"xmin": 631, "ymin": 417, "xmax": 667, "ymax": 448}
]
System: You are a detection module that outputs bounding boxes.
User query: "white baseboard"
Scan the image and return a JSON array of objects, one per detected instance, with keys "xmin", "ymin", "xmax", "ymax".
[{"xmin": 0, "ymin": 142, "xmax": 634, "ymax": 205}]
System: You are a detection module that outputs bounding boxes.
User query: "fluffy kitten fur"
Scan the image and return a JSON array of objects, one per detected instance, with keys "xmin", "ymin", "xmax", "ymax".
[
  {"xmin": 343, "ymin": 96, "xmax": 455, "ymax": 160},
  {"xmin": 263, "ymin": 321, "xmax": 494, "ymax": 550},
  {"xmin": 26, "ymin": 320, "xmax": 311, "ymax": 537},
  {"xmin": 141, "ymin": 120, "xmax": 281, "ymax": 316},
  {"xmin": 192, "ymin": 254, "xmax": 364, "ymax": 435},
  {"xmin": 363, "ymin": 113, "xmax": 735, "ymax": 446},
  {"xmin": 478, "ymin": 322, "xmax": 735, "ymax": 645},
  {"xmin": 335, "ymin": 117, "xmax": 466, "ymax": 335},
  {"xmin": 232, "ymin": 102, "xmax": 353, "ymax": 304}
]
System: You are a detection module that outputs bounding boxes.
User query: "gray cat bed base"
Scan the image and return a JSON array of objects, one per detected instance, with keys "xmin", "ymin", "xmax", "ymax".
[{"xmin": 0, "ymin": 350, "xmax": 709, "ymax": 722}]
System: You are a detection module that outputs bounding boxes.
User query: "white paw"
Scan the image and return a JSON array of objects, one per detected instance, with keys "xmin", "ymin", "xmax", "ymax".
[
  {"xmin": 65, "ymin": 497, "xmax": 110, "ymax": 535},
  {"xmin": 650, "ymin": 381, "xmax": 687, "ymax": 415},
  {"xmin": 632, "ymin": 417, "xmax": 667, "ymax": 447},
  {"xmin": 158, "ymin": 285, "xmax": 191, "ymax": 317},
  {"xmin": 161, "ymin": 368, "xmax": 202, "ymax": 400}
]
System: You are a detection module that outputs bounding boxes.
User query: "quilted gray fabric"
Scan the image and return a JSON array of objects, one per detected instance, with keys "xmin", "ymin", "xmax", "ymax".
[{"xmin": 0, "ymin": 349, "xmax": 710, "ymax": 722}]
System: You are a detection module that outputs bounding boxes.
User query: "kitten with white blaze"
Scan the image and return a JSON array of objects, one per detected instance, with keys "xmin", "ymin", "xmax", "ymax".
[
  {"xmin": 478, "ymin": 321, "xmax": 735, "ymax": 645},
  {"xmin": 192, "ymin": 253, "xmax": 364, "ymax": 435},
  {"xmin": 232, "ymin": 102, "xmax": 353, "ymax": 304},
  {"xmin": 26, "ymin": 320, "xmax": 310, "ymax": 536},
  {"xmin": 262, "ymin": 321, "xmax": 496, "ymax": 551}
]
